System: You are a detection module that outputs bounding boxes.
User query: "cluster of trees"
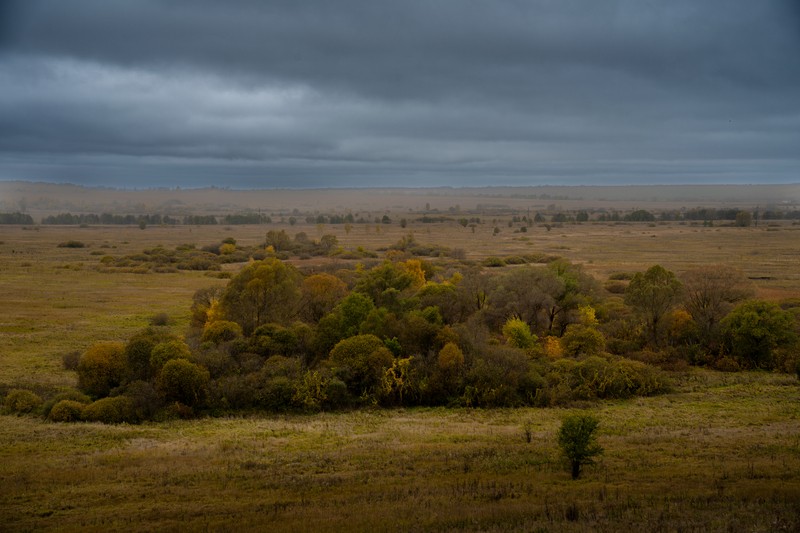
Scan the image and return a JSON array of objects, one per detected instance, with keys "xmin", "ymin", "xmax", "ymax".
[
  {"xmin": 11, "ymin": 252, "xmax": 796, "ymax": 424},
  {"xmin": 0, "ymin": 212, "xmax": 35, "ymax": 224},
  {"xmin": 98, "ymin": 233, "xmax": 358, "ymax": 274},
  {"xmin": 621, "ymin": 265, "xmax": 798, "ymax": 371},
  {"xmin": 41, "ymin": 253, "xmax": 799, "ymax": 423},
  {"xmin": 42, "ymin": 213, "xmax": 181, "ymax": 225},
  {"xmin": 35, "ymin": 211, "xmax": 392, "ymax": 227}
]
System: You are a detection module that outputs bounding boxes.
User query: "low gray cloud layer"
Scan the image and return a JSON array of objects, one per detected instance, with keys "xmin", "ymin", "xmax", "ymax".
[{"xmin": 1, "ymin": 0, "xmax": 798, "ymax": 188}]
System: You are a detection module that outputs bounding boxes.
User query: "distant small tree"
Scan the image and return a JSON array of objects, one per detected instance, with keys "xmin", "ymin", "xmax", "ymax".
[
  {"xmin": 735, "ymin": 211, "xmax": 752, "ymax": 227},
  {"xmin": 557, "ymin": 414, "xmax": 604, "ymax": 479}
]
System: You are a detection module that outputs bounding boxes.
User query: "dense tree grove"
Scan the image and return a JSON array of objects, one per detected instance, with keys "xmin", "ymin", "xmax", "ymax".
[{"xmin": 19, "ymin": 254, "xmax": 798, "ymax": 423}]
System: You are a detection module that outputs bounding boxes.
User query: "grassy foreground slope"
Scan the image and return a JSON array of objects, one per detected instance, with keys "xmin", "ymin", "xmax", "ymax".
[{"xmin": 2, "ymin": 371, "xmax": 799, "ymax": 532}]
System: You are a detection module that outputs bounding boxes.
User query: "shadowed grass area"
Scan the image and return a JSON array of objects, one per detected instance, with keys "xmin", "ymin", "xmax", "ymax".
[{"xmin": 2, "ymin": 371, "xmax": 799, "ymax": 532}]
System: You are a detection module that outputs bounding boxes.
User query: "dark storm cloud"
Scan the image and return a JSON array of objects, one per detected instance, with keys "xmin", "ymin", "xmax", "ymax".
[{"xmin": 0, "ymin": 0, "xmax": 798, "ymax": 187}]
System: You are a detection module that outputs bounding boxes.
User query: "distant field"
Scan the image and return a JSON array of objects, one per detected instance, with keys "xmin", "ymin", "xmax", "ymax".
[
  {"xmin": 2, "ymin": 186, "xmax": 800, "ymax": 531},
  {"xmin": 2, "ymin": 181, "xmax": 800, "ymax": 219}
]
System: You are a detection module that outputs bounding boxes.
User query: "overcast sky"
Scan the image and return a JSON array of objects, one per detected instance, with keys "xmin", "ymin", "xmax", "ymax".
[{"xmin": 1, "ymin": 0, "xmax": 798, "ymax": 189}]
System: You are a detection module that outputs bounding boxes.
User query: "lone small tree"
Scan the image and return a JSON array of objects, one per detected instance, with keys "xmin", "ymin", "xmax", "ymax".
[{"xmin": 557, "ymin": 413, "xmax": 603, "ymax": 479}]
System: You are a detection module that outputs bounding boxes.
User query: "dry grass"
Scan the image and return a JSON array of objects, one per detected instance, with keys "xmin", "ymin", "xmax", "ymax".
[
  {"xmin": 1, "ymin": 371, "xmax": 799, "ymax": 531},
  {"xmin": 2, "ymin": 191, "xmax": 800, "ymax": 531}
]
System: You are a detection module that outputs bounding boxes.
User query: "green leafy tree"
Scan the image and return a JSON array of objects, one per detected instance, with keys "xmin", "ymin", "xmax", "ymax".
[
  {"xmin": 557, "ymin": 414, "xmax": 604, "ymax": 479},
  {"xmin": 149, "ymin": 339, "xmax": 192, "ymax": 375},
  {"xmin": 221, "ymin": 258, "xmax": 301, "ymax": 334},
  {"xmin": 354, "ymin": 261, "xmax": 415, "ymax": 311},
  {"xmin": 157, "ymin": 359, "xmax": 211, "ymax": 408},
  {"xmin": 502, "ymin": 317, "xmax": 537, "ymax": 350},
  {"xmin": 625, "ymin": 265, "xmax": 682, "ymax": 347},
  {"xmin": 560, "ymin": 324, "xmax": 606, "ymax": 357},
  {"xmin": 328, "ymin": 334, "xmax": 394, "ymax": 399},
  {"xmin": 337, "ymin": 293, "xmax": 378, "ymax": 337},
  {"xmin": 721, "ymin": 300, "xmax": 797, "ymax": 369},
  {"xmin": 124, "ymin": 328, "xmax": 179, "ymax": 382}
]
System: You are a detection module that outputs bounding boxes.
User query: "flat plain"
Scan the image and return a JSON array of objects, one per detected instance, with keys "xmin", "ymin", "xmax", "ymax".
[{"xmin": 1, "ymin": 184, "xmax": 800, "ymax": 531}]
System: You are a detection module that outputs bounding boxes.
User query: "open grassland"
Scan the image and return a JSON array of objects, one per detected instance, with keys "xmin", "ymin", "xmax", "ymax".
[
  {"xmin": 2, "ymin": 371, "xmax": 799, "ymax": 531},
  {"xmin": 2, "ymin": 202, "xmax": 800, "ymax": 531}
]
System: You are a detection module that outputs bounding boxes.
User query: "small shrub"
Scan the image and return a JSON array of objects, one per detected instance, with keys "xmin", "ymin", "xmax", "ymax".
[
  {"xmin": 483, "ymin": 257, "xmax": 506, "ymax": 267},
  {"xmin": 603, "ymin": 280, "xmax": 627, "ymax": 294},
  {"xmin": 150, "ymin": 313, "xmax": 171, "ymax": 326},
  {"xmin": 323, "ymin": 378, "xmax": 350, "ymax": 409},
  {"xmin": 714, "ymin": 356, "xmax": 741, "ymax": 372},
  {"xmin": 608, "ymin": 272, "xmax": 633, "ymax": 281},
  {"xmin": 48, "ymin": 400, "xmax": 85, "ymax": 422},
  {"xmin": 4, "ymin": 389, "xmax": 43, "ymax": 414},
  {"xmin": 41, "ymin": 389, "xmax": 91, "ymax": 418},
  {"xmin": 61, "ymin": 350, "xmax": 81, "ymax": 370},
  {"xmin": 58, "ymin": 240, "xmax": 86, "ymax": 248},
  {"xmin": 81, "ymin": 396, "xmax": 138, "ymax": 424}
]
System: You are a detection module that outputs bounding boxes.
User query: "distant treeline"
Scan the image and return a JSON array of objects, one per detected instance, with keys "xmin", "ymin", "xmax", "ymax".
[
  {"xmin": 7, "ymin": 207, "xmax": 800, "ymax": 227},
  {"xmin": 39, "ymin": 213, "xmax": 274, "ymax": 226},
  {"xmin": 0, "ymin": 212, "xmax": 34, "ymax": 224},
  {"xmin": 669, "ymin": 208, "xmax": 800, "ymax": 221},
  {"xmin": 42, "ymin": 213, "xmax": 181, "ymax": 225}
]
